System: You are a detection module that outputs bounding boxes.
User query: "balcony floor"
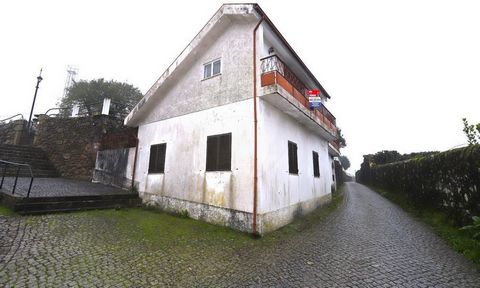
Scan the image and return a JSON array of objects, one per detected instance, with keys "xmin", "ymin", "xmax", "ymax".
[{"xmin": 259, "ymin": 84, "xmax": 336, "ymax": 141}]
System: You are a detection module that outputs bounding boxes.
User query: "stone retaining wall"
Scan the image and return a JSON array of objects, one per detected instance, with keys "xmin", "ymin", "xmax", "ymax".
[
  {"xmin": 34, "ymin": 115, "xmax": 137, "ymax": 180},
  {"xmin": 0, "ymin": 120, "xmax": 27, "ymax": 145}
]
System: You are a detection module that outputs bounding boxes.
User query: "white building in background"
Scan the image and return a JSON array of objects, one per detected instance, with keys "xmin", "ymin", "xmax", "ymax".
[{"xmin": 124, "ymin": 3, "xmax": 341, "ymax": 234}]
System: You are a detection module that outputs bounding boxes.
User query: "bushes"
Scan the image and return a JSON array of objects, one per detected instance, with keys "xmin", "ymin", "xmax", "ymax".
[{"xmin": 357, "ymin": 145, "xmax": 480, "ymax": 225}]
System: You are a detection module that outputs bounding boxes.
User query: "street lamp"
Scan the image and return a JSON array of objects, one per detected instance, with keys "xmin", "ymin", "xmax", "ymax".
[{"xmin": 27, "ymin": 68, "xmax": 43, "ymax": 133}]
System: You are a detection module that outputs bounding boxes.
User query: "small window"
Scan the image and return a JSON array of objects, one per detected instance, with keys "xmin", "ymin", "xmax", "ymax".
[
  {"xmin": 288, "ymin": 141, "xmax": 298, "ymax": 174},
  {"xmin": 148, "ymin": 143, "xmax": 166, "ymax": 174},
  {"xmin": 206, "ymin": 133, "xmax": 231, "ymax": 171},
  {"xmin": 312, "ymin": 151, "xmax": 320, "ymax": 178},
  {"xmin": 203, "ymin": 59, "xmax": 221, "ymax": 79}
]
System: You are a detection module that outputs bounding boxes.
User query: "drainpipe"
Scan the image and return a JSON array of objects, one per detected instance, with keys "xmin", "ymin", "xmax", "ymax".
[
  {"xmin": 252, "ymin": 16, "xmax": 264, "ymax": 236},
  {"xmin": 131, "ymin": 135, "xmax": 139, "ymax": 193}
]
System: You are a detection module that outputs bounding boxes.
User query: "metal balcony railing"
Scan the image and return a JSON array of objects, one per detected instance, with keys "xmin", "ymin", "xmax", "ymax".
[
  {"xmin": 260, "ymin": 55, "xmax": 337, "ymax": 133},
  {"xmin": 260, "ymin": 55, "xmax": 308, "ymax": 97}
]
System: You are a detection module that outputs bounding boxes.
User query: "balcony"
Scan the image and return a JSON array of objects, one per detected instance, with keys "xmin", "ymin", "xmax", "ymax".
[{"xmin": 259, "ymin": 55, "xmax": 337, "ymax": 140}]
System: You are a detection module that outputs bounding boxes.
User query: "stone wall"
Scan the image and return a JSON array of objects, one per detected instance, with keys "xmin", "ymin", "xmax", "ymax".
[
  {"xmin": 0, "ymin": 120, "xmax": 27, "ymax": 145},
  {"xmin": 34, "ymin": 115, "xmax": 137, "ymax": 180}
]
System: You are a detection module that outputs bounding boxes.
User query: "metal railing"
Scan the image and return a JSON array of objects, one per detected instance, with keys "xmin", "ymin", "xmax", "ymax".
[
  {"xmin": 260, "ymin": 55, "xmax": 337, "ymax": 129},
  {"xmin": 0, "ymin": 114, "xmax": 24, "ymax": 125},
  {"xmin": 260, "ymin": 55, "xmax": 308, "ymax": 97},
  {"xmin": 0, "ymin": 160, "xmax": 34, "ymax": 197}
]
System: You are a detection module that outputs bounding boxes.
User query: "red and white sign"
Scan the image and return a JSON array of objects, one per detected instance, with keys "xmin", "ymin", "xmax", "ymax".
[{"xmin": 307, "ymin": 89, "xmax": 320, "ymax": 96}]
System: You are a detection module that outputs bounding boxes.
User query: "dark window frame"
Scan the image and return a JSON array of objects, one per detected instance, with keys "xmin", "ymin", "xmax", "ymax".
[
  {"xmin": 288, "ymin": 141, "xmax": 298, "ymax": 175},
  {"xmin": 206, "ymin": 133, "xmax": 232, "ymax": 172},
  {"xmin": 312, "ymin": 151, "xmax": 320, "ymax": 178},
  {"xmin": 148, "ymin": 143, "xmax": 167, "ymax": 174}
]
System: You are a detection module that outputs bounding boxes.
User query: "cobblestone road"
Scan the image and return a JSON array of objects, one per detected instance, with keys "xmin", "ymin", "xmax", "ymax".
[{"xmin": 0, "ymin": 182, "xmax": 479, "ymax": 287}]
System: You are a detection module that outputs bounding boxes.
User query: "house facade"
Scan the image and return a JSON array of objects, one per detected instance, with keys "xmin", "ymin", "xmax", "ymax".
[{"xmin": 124, "ymin": 4, "xmax": 340, "ymax": 234}]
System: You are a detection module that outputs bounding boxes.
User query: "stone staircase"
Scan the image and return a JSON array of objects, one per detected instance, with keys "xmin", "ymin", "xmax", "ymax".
[{"xmin": 0, "ymin": 144, "xmax": 58, "ymax": 177}]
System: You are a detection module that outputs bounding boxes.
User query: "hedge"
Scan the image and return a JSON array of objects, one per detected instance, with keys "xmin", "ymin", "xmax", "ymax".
[{"xmin": 356, "ymin": 145, "xmax": 480, "ymax": 225}]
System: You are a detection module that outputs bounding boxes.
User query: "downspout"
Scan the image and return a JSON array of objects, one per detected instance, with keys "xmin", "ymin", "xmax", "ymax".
[
  {"xmin": 131, "ymin": 135, "xmax": 139, "ymax": 193},
  {"xmin": 252, "ymin": 16, "xmax": 264, "ymax": 236}
]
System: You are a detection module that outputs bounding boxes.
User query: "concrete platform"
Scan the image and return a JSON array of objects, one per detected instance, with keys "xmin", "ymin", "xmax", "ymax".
[
  {"xmin": 0, "ymin": 177, "xmax": 133, "ymax": 198},
  {"xmin": 0, "ymin": 177, "xmax": 141, "ymax": 214}
]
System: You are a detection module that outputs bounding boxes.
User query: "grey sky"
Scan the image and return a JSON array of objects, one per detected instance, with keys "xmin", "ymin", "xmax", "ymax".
[{"xmin": 1, "ymin": 0, "xmax": 479, "ymax": 173}]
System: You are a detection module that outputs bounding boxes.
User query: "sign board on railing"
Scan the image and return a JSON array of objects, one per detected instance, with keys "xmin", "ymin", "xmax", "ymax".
[{"xmin": 308, "ymin": 90, "xmax": 322, "ymax": 109}]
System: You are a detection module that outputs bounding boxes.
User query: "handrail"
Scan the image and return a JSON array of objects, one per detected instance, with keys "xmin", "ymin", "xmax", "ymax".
[
  {"xmin": 0, "ymin": 114, "xmax": 24, "ymax": 124},
  {"xmin": 0, "ymin": 160, "xmax": 35, "ymax": 198},
  {"xmin": 42, "ymin": 101, "xmax": 129, "ymax": 118}
]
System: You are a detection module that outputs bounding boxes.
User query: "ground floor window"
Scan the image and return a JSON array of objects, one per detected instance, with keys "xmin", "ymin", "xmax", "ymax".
[
  {"xmin": 206, "ymin": 133, "xmax": 231, "ymax": 171},
  {"xmin": 149, "ymin": 143, "xmax": 167, "ymax": 174},
  {"xmin": 288, "ymin": 141, "xmax": 298, "ymax": 174},
  {"xmin": 312, "ymin": 151, "xmax": 320, "ymax": 177}
]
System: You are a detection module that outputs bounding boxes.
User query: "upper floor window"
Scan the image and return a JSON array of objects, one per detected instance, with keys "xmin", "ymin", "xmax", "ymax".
[{"xmin": 204, "ymin": 59, "xmax": 221, "ymax": 79}]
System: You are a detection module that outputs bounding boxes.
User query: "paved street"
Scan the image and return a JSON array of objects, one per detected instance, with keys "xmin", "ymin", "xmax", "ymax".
[{"xmin": 0, "ymin": 182, "xmax": 479, "ymax": 287}]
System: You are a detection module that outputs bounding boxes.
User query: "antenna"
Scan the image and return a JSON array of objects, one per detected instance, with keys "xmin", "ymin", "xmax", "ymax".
[{"xmin": 62, "ymin": 65, "xmax": 78, "ymax": 98}]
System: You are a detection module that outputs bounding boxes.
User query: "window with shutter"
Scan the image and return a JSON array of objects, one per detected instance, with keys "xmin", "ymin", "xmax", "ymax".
[
  {"xmin": 206, "ymin": 133, "xmax": 231, "ymax": 171},
  {"xmin": 312, "ymin": 151, "xmax": 320, "ymax": 177},
  {"xmin": 288, "ymin": 141, "xmax": 298, "ymax": 174},
  {"xmin": 148, "ymin": 143, "xmax": 167, "ymax": 174}
]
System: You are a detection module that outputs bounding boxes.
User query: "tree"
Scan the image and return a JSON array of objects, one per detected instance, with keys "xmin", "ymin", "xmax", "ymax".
[
  {"xmin": 337, "ymin": 128, "xmax": 346, "ymax": 148},
  {"xmin": 372, "ymin": 150, "xmax": 402, "ymax": 165},
  {"xmin": 462, "ymin": 118, "xmax": 480, "ymax": 145},
  {"xmin": 59, "ymin": 78, "xmax": 143, "ymax": 118},
  {"xmin": 339, "ymin": 155, "xmax": 351, "ymax": 170}
]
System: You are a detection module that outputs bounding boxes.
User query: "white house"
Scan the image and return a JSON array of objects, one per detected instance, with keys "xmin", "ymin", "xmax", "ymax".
[{"xmin": 124, "ymin": 4, "xmax": 340, "ymax": 235}]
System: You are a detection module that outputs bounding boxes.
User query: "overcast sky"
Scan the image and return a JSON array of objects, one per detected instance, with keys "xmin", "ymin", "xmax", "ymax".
[{"xmin": 1, "ymin": 0, "xmax": 479, "ymax": 173}]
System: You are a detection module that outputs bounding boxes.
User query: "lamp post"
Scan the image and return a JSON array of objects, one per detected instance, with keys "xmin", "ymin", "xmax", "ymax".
[{"xmin": 27, "ymin": 68, "xmax": 43, "ymax": 133}]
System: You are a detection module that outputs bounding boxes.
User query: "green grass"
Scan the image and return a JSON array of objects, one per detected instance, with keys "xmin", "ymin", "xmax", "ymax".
[
  {"xmin": 370, "ymin": 186, "xmax": 480, "ymax": 266},
  {"xmin": 72, "ymin": 185, "xmax": 345, "ymax": 247},
  {"xmin": 0, "ymin": 204, "xmax": 15, "ymax": 216}
]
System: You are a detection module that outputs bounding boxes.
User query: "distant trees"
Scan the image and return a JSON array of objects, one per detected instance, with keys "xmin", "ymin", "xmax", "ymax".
[
  {"xmin": 59, "ymin": 78, "xmax": 143, "ymax": 118},
  {"xmin": 462, "ymin": 118, "xmax": 480, "ymax": 145},
  {"xmin": 366, "ymin": 150, "xmax": 439, "ymax": 166}
]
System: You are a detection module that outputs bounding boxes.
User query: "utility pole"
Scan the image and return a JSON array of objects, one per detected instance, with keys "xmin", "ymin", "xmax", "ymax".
[{"xmin": 27, "ymin": 68, "xmax": 43, "ymax": 133}]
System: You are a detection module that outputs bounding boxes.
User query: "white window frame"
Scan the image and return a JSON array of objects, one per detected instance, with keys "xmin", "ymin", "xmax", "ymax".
[{"xmin": 203, "ymin": 58, "xmax": 221, "ymax": 80}]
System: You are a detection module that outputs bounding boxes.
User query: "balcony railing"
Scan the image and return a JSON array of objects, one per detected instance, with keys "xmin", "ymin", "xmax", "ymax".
[{"xmin": 260, "ymin": 55, "xmax": 337, "ymax": 134}]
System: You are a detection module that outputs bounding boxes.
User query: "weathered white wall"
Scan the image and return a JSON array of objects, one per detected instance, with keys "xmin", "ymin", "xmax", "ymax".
[
  {"xmin": 130, "ymin": 7, "xmax": 336, "ymax": 233},
  {"xmin": 257, "ymin": 99, "xmax": 333, "ymax": 216},
  {"xmin": 136, "ymin": 99, "xmax": 254, "ymax": 213},
  {"xmin": 135, "ymin": 16, "xmax": 258, "ymax": 126}
]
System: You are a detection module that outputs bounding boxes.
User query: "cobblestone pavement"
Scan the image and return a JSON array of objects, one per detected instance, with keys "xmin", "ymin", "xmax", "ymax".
[{"xmin": 0, "ymin": 182, "xmax": 479, "ymax": 287}]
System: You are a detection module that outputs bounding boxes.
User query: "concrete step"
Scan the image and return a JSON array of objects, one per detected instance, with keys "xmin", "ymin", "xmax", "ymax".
[{"xmin": 14, "ymin": 195, "xmax": 142, "ymax": 215}]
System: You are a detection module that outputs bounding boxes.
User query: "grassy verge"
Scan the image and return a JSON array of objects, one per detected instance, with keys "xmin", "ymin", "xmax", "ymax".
[
  {"xmin": 0, "ymin": 203, "xmax": 16, "ymax": 216},
  {"xmin": 263, "ymin": 185, "xmax": 344, "ymax": 241},
  {"xmin": 73, "ymin": 185, "xmax": 345, "ymax": 247},
  {"xmin": 370, "ymin": 185, "xmax": 480, "ymax": 266}
]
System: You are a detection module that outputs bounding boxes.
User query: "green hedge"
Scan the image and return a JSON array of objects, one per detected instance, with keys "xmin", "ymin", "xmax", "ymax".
[{"xmin": 357, "ymin": 145, "xmax": 480, "ymax": 225}]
